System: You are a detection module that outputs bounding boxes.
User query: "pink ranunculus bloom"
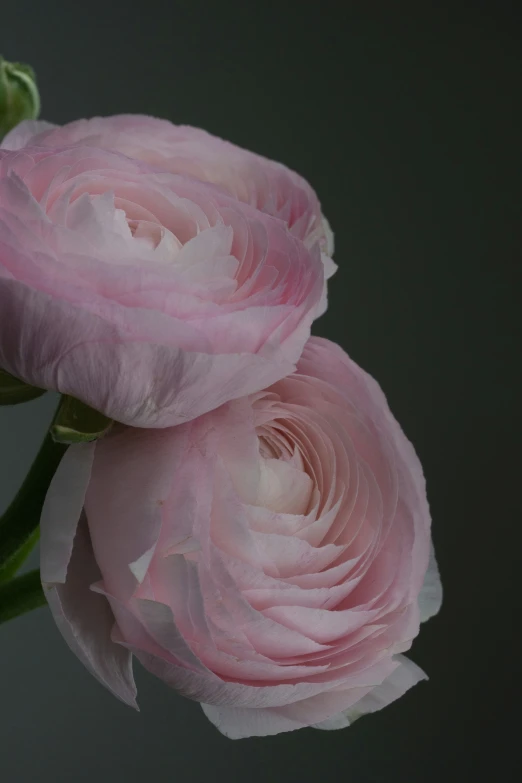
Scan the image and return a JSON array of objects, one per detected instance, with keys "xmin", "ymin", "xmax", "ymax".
[
  {"xmin": 0, "ymin": 141, "xmax": 326, "ymax": 427},
  {"xmin": 40, "ymin": 337, "xmax": 442, "ymax": 738},
  {"xmin": 2, "ymin": 115, "xmax": 336, "ymax": 261}
]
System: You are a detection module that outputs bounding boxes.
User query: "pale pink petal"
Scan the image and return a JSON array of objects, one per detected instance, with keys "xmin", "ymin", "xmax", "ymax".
[
  {"xmin": 40, "ymin": 442, "xmax": 96, "ymax": 584},
  {"xmin": 251, "ymin": 532, "xmax": 345, "ymax": 577},
  {"xmin": 0, "ymin": 275, "xmax": 301, "ymax": 427},
  {"xmin": 134, "ymin": 598, "xmax": 211, "ymax": 674},
  {"xmin": 200, "ymin": 704, "xmax": 305, "ymax": 739},
  {"xmin": 312, "ymin": 654, "xmax": 427, "ymax": 730},
  {"xmin": 14, "ymin": 115, "xmax": 333, "ymax": 253},
  {"xmin": 135, "ymin": 595, "xmax": 330, "ymax": 683},
  {"xmin": 85, "ymin": 426, "xmax": 188, "ymax": 600},
  {"xmin": 162, "ymin": 553, "xmax": 330, "ymax": 659},
  {"xmin": 263, "ymin": 604, "xmax": 379, "ymax": 644},
  {"xmin": 42, "ymin": 518, "xmax": 137, "ymax": 707},
  {"xmin": 419, "ymin": 541, "xmax": 443, "ymax": 622},
  {"xmin": 1, "ymin": 120, "xmax": 58, "ymax": 150},
  {"xmin": 132, "ymin": 647, "xmax": 363, "ymax": 709},
  {"xmin": 201, "ymin": 658, "xmax": 399, "ymax": 738}
]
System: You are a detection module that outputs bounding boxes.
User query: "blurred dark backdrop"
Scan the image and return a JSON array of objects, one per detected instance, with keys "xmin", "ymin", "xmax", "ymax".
[{"xmin": 1, "ymin": 2, "xmax": 520, "ymax": 781}]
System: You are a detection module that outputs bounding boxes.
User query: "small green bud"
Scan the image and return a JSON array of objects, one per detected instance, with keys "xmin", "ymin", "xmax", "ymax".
[{"xmin": 0, "ymin": 56, "xmax": 40, "ymax": 141}]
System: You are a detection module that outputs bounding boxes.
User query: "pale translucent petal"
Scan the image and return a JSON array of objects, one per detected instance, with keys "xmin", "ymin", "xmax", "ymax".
[
  {"xmin": 40, "ymin": 442, "xmax": 96, "ymax": 584},
  {"xmin": 43, "ymin": 518, "xmax": 138, "ymax": 707},
  {"xmin": 419, "ymin": 540, "xmax": 443, "ymax": 622},
  {"xmin": 313, "ymin": 654, "xmax": 426, "ymax": 730}
]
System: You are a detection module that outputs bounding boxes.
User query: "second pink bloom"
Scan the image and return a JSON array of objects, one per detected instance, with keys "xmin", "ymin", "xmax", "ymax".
[{"xmin": 40, "ymin": 338, "xmax": 442, "ymax": 738}]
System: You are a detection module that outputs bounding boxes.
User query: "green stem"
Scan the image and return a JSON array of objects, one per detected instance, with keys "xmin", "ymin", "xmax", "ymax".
[
  {"xmin": 0, "ymin": 528, "xmax": 40, "ymax": 583},
  {"xmin": 0, "ymin": 430, "xmax": 67, "ymax": 578},
  {"xmin": 0, "ymin": 569, "xmax": 46, "ymax": 625}
]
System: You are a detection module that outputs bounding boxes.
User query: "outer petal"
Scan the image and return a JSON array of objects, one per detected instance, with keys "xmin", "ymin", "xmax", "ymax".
[
  {"xmin": 8, "ymin": 115, "xmax": 333, "ymax": 253},
  {"xmin": 40, "ymin": 442, "xmax": 96, "ymax": 584},
  {"xmin": 418, "ymin": 541, "xmax": 443, "ymax": 622},
  {"xmin": 133, "ymin": 647, "xmax": 355, "ymax": 709},
  {"xmin": 201, "ymin": 658, "xmax": 402, "ymax": 739},
  {"xmin": 200, "ymin": 703, "xmax": 308, "ymax": 738},
  {"xmin": 0, "ymin": 276, "xmax": 298, "ymax": 427},
  {"xmin": 0, "ymin": 120, "xmax": 58, "ymax": 150},
  {"xmin": 40, "ymin": 445, "xmax": 137, "ymax": 707},
  {"xmin": 312, "ymin": 654, "xmax": 427, "ymax": 730},
  {"xmin": 85, "ymin": 425, "xmax": 189, "ymax": 601}
]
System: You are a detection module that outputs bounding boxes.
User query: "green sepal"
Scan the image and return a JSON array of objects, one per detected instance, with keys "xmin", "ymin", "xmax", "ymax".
[
  {"xmin": 50, "ymin": 395, "xmax": 113, "ymax": 444},
  {"xmin": 0, "ymin": 55, "xmax": 40, "ymax": 140}
]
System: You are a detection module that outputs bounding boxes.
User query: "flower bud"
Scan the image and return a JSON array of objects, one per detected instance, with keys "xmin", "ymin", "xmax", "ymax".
[{"xmin": 0, "ymin": 56, "xmax": 40, "ymax": 140}]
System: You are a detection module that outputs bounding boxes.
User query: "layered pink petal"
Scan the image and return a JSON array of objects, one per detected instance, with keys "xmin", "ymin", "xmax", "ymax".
[
  {"xmin": 4, "ymin": 115, "xmax": 333, "ymax": 253},
  {"xmin": 0, "ymin": 144, "xmax": 324, "ymax": 427}
]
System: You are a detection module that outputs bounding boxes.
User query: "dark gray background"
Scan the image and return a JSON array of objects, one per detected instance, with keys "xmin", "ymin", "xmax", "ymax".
[{"xmin": 1, "ymin": 2, "xmax": 520, "ymax": 781}]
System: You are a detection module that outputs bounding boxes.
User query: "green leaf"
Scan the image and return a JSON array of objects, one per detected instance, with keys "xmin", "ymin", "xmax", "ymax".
[
  {"xmin": 0, "ymin": 369, "xmax": 46, "ymax": 405},
  {"xmin": 50, "ymin": 395, "xmax": 113, "ymax": 444},
  {"xmin": 0, "ymin": 569, "xmax": 47, "ymax": 626}
]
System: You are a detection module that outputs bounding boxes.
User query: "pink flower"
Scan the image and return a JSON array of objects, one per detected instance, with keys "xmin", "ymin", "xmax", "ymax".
[
  {"xmin": 0, "ymin": 139, "xmax": 326, "ymax": 427},
  {"xmin": 40, "ymin": 337, "xmax": 442, "ymax": 738}
]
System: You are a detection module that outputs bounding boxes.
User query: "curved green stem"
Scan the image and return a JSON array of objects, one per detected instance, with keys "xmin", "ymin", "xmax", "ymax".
[
  {"xmin": 0, "ymin": 393, "xmax": 109, "ymax": 624},
  {"xmin": 0, "ymin": 430, "xmax": 67, "ymax": 579},
  {"xmin": 0, "ymin": 569, "xmax": 46, "ymax": 625},
  {"xmin": 0, "ymin": 528, "xmax": 40, "ymax": 583}
]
